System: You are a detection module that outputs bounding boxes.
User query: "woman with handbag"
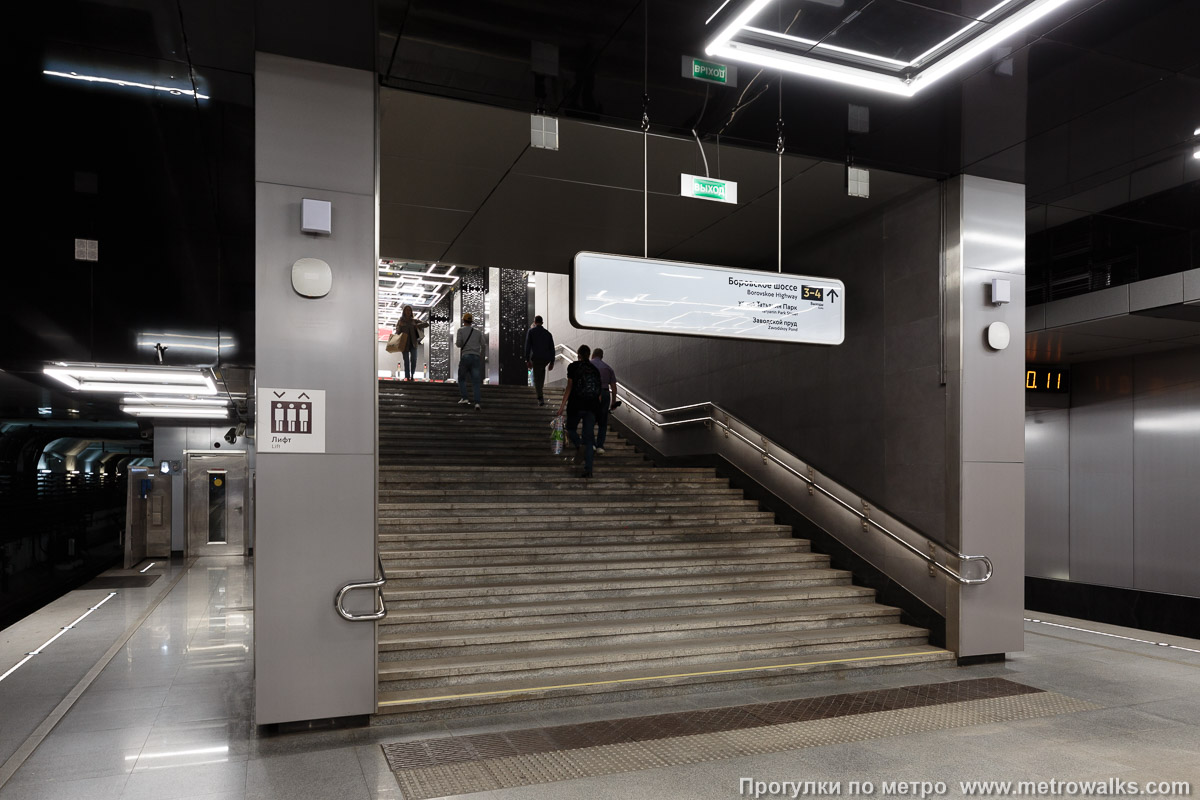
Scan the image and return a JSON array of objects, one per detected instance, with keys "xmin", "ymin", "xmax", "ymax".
[{"xmin": 393, "ymin": 305, "xmax": 429, "ymax": 382}]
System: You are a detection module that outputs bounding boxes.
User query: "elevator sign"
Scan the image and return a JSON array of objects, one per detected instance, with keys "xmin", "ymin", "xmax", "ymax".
[
  {"xmin": 571, "ymin": 252, "xmax": 845, "ymax": 346},
  {"xmin": 258, "ymin": 388, "xmax": 326, "ymax": 453}
]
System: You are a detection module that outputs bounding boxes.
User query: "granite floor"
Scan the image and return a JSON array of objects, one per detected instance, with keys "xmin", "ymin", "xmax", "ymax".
[{"xmin": 1, "ymin": 556, "xmax": 1197, "ymax": 799}]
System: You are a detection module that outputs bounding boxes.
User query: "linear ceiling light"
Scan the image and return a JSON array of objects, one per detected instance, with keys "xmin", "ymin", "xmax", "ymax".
[
  {"xmin": 706, "ymin": 0, "xmax": 1079, "ymax": 97},
  {"xmin": 45, "ymin": 364, "xmax": 218, "ymax": 395},
  {"xmin": 122, "ymin": 396, "xmax": 231, "ymax": 406},
  {"xmin": 121, "ymin": 406, "xmax": 229, "ymax": 419},
  {"xmin": 44, "ymin": 70, "xmax": 209, "ymax": 99}
]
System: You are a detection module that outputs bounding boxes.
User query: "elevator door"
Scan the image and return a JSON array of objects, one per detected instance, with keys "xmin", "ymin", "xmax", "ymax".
[{"xmin": 186, "ymin": 453, "xmax": 248, "ymax": 557}]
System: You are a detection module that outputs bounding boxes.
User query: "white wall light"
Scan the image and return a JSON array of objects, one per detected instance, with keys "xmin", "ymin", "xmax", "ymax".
[
  {"xmin": 292, "ymin": 258, "xmax": 333, "ymax": 298},
  {"xmin": 301, "ymin": 199, "xmax": 332, "ymax": 235},
  {"xmin": 987, "ymin": 321, "xmax": 1012, "ymax": 350},
  {"xmin": 991, "ymin": 278, "xmax": 1012, "ymax": 305}
]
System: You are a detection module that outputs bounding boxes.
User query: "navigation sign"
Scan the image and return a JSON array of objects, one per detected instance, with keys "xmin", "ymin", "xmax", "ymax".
[
  {"xmin": 682, "ymin": 55, "xmax": 737, "ymax": 87},
  {"xmin": 681, "ymin": 173, "xmax": 738, "ymax": 204},
  {"xmin": 571, "ymin": 252, "xmax": 845, "ymax": 346},
  {"xmin": 257, "ymin": 388, "xmax": 326, "ymax": 453}
]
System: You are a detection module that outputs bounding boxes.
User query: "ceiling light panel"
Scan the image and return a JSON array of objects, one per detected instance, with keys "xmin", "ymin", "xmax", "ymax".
[
  {"xmin": 45, "ymin": 364, "xmax": 218, "ymax": 395},
  {"xmin": 705, "ymin": 0, "xmax": 1079, "ymax": 97}
]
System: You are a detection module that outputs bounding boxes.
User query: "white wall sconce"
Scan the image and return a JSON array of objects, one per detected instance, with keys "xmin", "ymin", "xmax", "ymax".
[
  {"xmin": 991, "ymin": 278, "xmax": 1011, "ymax": 305},
  {"xmin": 987, "ymin": 321, "xmax": 1011, "ymax": 351},
  {"xmin": 301, "ymin": 198, "xmax": 332, "ymax": 235},
  {"xmin": 292, "ymin": 258, "xmax": 332, "ymax": 298}
]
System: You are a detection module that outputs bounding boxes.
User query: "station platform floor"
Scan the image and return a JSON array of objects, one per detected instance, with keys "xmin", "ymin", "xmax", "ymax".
[{"xmin": 0, "ymin": 556, "xmax": 1197, "ymax": 800}]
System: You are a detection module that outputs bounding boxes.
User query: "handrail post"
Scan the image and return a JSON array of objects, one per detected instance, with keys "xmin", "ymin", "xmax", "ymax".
[{"xmin": 335, "ymin": 556, "xmax": 388, "ymax": 622}]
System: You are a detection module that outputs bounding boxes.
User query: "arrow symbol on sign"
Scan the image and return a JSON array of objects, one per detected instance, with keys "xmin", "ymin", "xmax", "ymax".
[
  {"xmin": 828, "ymin": 289, "xmax": 839, "ymax": 304},
  {"xmin": 273, "ymin": 391, "xmax": 285, "ymax": 398},
  {"xmin": 298, "ymin": 393, "xmax": 311, "ymax": 399}
]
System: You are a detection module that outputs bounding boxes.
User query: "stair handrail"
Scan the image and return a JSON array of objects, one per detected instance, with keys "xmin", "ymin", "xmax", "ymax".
[
  {"xmin": 335, "ymin": 555, "xmax": 388, "ymax": 621},
  {"xmin": 556, "ymin": 345, "xmax": 991, "ymax": 586}
]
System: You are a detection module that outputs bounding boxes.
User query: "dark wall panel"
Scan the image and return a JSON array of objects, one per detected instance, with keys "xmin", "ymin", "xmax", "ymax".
[{"xmin": 552, "ymin": 183, "xmax": 949, "ymax": 542}]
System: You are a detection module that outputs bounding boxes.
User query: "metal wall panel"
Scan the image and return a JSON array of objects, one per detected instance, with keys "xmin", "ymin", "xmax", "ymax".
[
  {"xmin": 952, "ymin": 176, "xmax": 1027, "ymax": 656},
  {"xmin": 1068, "ymin": 358, "xmax": 1134, "ymax": 588},
  {"xmin": 1044, "ymin": 285, "xmax": 1129, "ymax": 328},
  {"xmin": 254, "ymin": 53, "xmax": 377, "ymax": 725},
  {"xmin": 1133, "ymin": 349, "xmax": 1200, "ymax": 596},
  {"xmin": 253, "ymin": 455, "xmax": 377, "ymax": 722},
  {"xmin": 1025, "ymin": 408, "xmax": 1070, "ymax": 579},
  {"xmin": 255, "ymin": 54, "xmax": 375, "ymax": 195},
  {"xmin": 955, "ymin": 461, "xmax": 1026, "ymax": 656},
  {"xmin": 254, "ymin": 185, "xmax": 377, "ymax": 456}
]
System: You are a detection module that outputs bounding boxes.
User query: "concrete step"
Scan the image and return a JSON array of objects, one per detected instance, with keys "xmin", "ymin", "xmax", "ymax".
[
  {"xmin": 381, "ymin": 498, "xmax": 759, "ymax": 514},
  {"xmin": 379, "ymin": 383, "xmax": 562, "ymax": 397},
  {"xmin": 379, "ymin": 464, "xmax": 710, "ymax": 476},
  {"xmin": 379, "ymin": 482, "xmax": 735, "ymax": 498},
  {"xmin": 377, "ymin": 624, "xmax": 932, "ymax": 690},
  {"xmin": 383, "ymin": 568, "xmax": 852, "ymax": 605},
  {"xmin": 382, "ymin": 539, "xmax": 805, "ymax": 568},
  {"xmin": 381, "ymin": 513, "xmax": 777, "ymax": 534},
  {"xmin": 379, "ymin": 604, "xmax": 902, "ymax": 659},
  {"xmin": 379, "ymin": 584, "xmax": 877, "ymax": 630},
  {"xmin": 383, "ymin": 552, "xmax": 830, "ymax": 584},
  {"xmin": 371, "ymin": 377, "xmax": 944, "ymax": 721},
  {"xmin": 378, "ymin": 453, "xmax": 648, "ymax": 464},
  {"xmin": 378, "ymin": 524, "xmax": 798, "ymax": 547},
  {"xmin": 374, "ymin": 645, "xmax": 954, "ymax": 719}
]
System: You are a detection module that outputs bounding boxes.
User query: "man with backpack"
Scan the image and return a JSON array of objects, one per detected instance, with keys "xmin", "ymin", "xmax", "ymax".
[{"xmin": 556, "ymin": 344, "xmax": 602, "ymax": 478}]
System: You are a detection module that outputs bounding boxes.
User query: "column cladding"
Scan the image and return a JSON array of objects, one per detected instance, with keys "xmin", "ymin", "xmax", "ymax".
[
  {"xmin": 499, "ymin": 269, "xmax": 530, "ymax": 385},
  {"xmin": 427, "ymin": 295, "xmax": 451, "ymax": 381},
  {"xmin": 253, "ymin": 53, "xmax": 378, "ymax": 724}
]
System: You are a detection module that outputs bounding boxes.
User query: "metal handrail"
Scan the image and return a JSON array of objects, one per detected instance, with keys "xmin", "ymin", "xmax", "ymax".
[
  {"xmin": 334, "ymin": 555, "xmax": 388, "ymax": 621},
  {"xmin": 557, "ymin": 346, "xmax": 992, "ymax": 586}
]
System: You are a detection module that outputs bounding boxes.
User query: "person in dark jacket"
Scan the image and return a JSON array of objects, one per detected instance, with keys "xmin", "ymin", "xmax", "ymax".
[
  {"xmin": 524, "ymin": 316, "xmax": 556, "ymax": 406},
  {"xmin": 556, "ymin": 345, "xmax": 601, "ymax": 479}
]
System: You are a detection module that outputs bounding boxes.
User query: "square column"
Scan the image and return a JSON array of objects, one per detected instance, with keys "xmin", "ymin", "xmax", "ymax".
[
  {"xmin": 945, "ymin": 175, "xmax": 1026, "ymax": 657},
  {"xmin": 253, "ymin": 53, "xmax": 378, "ymax": 724}
]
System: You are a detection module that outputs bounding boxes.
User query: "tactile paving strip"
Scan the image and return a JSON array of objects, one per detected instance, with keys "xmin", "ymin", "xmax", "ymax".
[{"xmin": 382, "ymin": 679, "xmax": 1099, "ymax": 799}]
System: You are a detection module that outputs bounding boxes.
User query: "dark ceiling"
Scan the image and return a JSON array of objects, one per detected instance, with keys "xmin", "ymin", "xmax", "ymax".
[{"xmin": 8, "ymin": 0, "xmax": 1199, "ymax": 421}]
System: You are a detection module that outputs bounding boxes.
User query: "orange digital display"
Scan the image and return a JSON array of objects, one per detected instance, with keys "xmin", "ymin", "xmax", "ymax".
[{"xmin": 1026, "ymin": 367, "xmax": 1069, "ymax": 393}]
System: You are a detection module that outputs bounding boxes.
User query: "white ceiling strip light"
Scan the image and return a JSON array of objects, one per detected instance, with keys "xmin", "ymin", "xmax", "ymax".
[
  {"xmin": 121, "ymin": 407, "xmax": 230, "ymax": 418},
  {"xmin": 706, "ymin": 0, "xmax": 1079, "ymax": 97},
  {"xmin": 45, "ymin": 365, "xmax": 218, "ymax": 396},
  {"xmin": 122, "ymin": 396, "xmax": 231, "ymax": 406}
]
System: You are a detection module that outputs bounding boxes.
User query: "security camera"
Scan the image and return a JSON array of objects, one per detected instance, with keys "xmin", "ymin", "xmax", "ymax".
[{"xmin": 223, "ymin": 427, "xmax": 237, "ymax": 445}]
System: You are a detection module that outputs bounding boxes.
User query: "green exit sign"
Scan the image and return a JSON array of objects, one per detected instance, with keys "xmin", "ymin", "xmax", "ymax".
[
  {"xmin": 681, "ymin": 173, "xmax": 738, "ymax": 204},
  {"xmin": 682, "ymin": 55, "xmax": 738, "ymax": 87}
]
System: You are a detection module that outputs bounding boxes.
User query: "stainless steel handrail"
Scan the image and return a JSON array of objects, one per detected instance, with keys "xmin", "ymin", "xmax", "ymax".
[
  {"xmin": 557, "ymin": 345, "xmax": 992, "ymax": 586},
  {"xmin": 334, "ymin": 556, "xmax": 388, "ymax": 621}
]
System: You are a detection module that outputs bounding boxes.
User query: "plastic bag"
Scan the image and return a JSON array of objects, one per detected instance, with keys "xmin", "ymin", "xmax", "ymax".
[{"xmin": 550, "ymin": 414, "xmax": 565, "ymax": 455}]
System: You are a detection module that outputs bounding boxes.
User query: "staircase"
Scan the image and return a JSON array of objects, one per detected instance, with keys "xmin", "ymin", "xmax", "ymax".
[{"xmin": 375, "ymin": 380, "xmax": 953, "ymax": 720}]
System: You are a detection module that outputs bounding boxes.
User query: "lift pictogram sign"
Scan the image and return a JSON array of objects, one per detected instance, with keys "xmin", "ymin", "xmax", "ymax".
[{"xmin": 258, "ymin": 388, "xmax": 326, "ymax": 453}]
